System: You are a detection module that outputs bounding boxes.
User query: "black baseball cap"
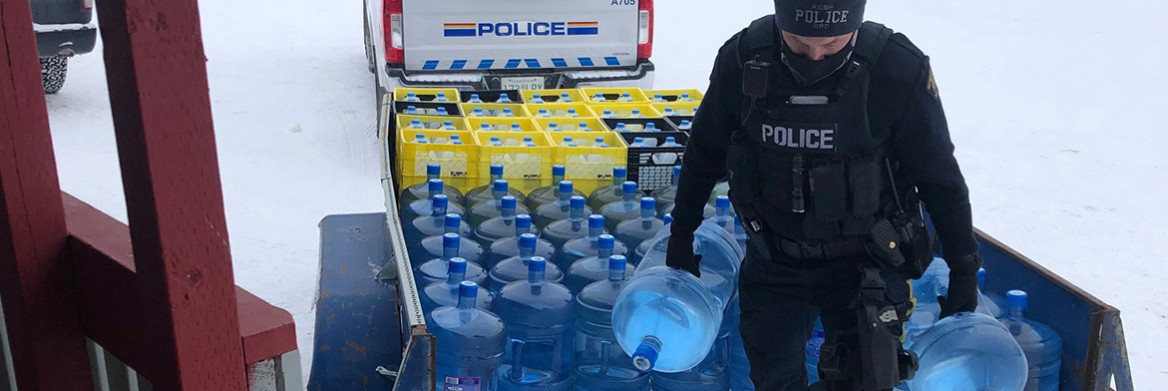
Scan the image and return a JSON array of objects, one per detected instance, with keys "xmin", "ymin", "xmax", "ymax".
[{"xmin": 774, "ymin": 0, "xmax": 866, "ymax": 37}]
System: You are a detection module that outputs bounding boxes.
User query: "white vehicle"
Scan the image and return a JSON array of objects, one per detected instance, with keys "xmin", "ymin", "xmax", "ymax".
[{"xmin": 364, "ymin": 0, "xmax": 655, "ymax": 98}]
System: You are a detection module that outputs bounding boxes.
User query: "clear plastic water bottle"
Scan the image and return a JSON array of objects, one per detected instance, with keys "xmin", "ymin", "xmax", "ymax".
[
  {"xmin": 502, "ymin": 108, "xmax": 516, "ymax": 117},
  {"xmin": 468, "ymin": 180, "xmax": 532, "ymax": 228},
  {"xmin": 547, "ymin": 123, "xmax": 561, "ymax": 132},
  {"xmin": 401, "ymin": 179, "xmax": 465, "ymax": 223},
  {"xmin": 532, "ymin": 181, "xmax": 591, "ymax": 229},
  {"xmin": 907, "ymin": 312, "xmax": 1028, "ymax": 391},
  {"xmin": 599, "ymin": 182, "xmax": 641, "ymax": 232},
  {"xmin": 537, "ymin": 108, "xmax": 552, "ymax": 118},
  {"xmin": 663, "ymin": 107, "xmax": 676, "ymax": 116},
  {"xmin": 411, "ymin": 216, "xmax": 485, "ymax": 265},
  {"xmin": 488, "ymin": 237, "xmax": 565, "ymax": 293},
  {"xmin": 645, "ymin": 123, "xmax": 659, "ymax": 132},
  {"xmin": 614, "ymin": 198, "xmax": 665, "ymax": 253},
  {"xmin": 489, "ymin": 136, "xmax": 504, "ymax": 146},
  {"xmin": 542, "ymin": 196, "xmax": 590, "ymax": 250},
  {"xmin": 650, "ymin": 166, "xmax": 681, "ymax": 215},
  {"xmin": 679, "ymin": 93, "xmax": 695, "ymax": 102},
  {"xmin": 400, "ymin": 164, "xmax": 465, "ymax": 207},
  {"xmin": 573, "ymin": 256, "xmax": 651, "ymax": 391},
  {"xmin": 661, "ymin": 136, "xmax": 682, "ymax": 147},
  {"xmin": 404, "ymin": 91, "xmax": 420, "ymax": 102},
  {"xmin": 421, "ymin": 258, "xmax": 493, "ymax": 316},
  {"xmin": 999, "ymin": 290, "xmax": 1062, "ymax": 391},
  {"xmin": 592, "ymin": 137, "xmax": 609, "ymax": 148},
  {"xmin": 653, "ymin": 94, "xmax": 666, "ymax": 103},
  {"xmin": 472, "ymin": 196, "xmax": 521, "ymax": 248},
  {"xmin": 498, "ymin": 93, "xmax": 514, "ymax": 103},
  {"xmin": 409, "ymin": 120, "xmax": 426, "ymax": 130},
  {"xmin": 493, "ymin": 257, "xmax": 575, "ymax": 391},
  {"xmin": 406, "ymin": 105, "xmax": 420, "ymax": 115},
  {"xmin": 565, "ymin": 233, "xmax": 638, "ymax": 292},
  {"xmin": 615, "ymin": 123, "xmax": 630, "ymax": 133},
  {"xmin": 466, "ymin": 165, "xmax": 528, "ymax": 208},
  {"xmin": 557, "ymin": 215, "xmax": 629, "ymax": 273},
  {"xmin": 435, "ymin": 107, "xmax": 450, "ymax": 116},
  {"xmin": 629, "ymin": 110, "xmax": 644, "ymax": 119},
  {"xmin": 560, "ymin": 92, "xmax": 573, "ymax": 103},
  {"xmin": 593, "ymin": 93, "xmax": 608, "ymax": 103},
  {"xmin": 628, "ymin": 137, "xmax": 646, "ymax": 148},
  {"xmin": 614, "ymin": 221, "xmax": 745, "ymax": 373},
  {"xmin": 485, "ymin": 215, "xmax": 554, "ymax": 270},
  {"xmin": 578, "ymin": 122, "xmax": 592, "ymax": 132},
  {"xmin": 441, "ymin": 120, "xmax": 457, "ymax": 131},
  {"xmin": 416, "ymin": 233, "xmax": 487, "ymax": 286},
  {"xmin": 511, "ymin": 123, "xmax": 523, "ymax": 132},
  {"xmin": 601, "ymin": 110, "xmax": 615, "ymax": 119},
  {"xmin": 434, "ymin": 92, "xmax": 450, "ymax": 102},
  {"xmin": 705, "ymin": 196, "xmax": 735, "ymax": 234},
  {"xmin": 471, "ymin": 107, "xmax": 486, "ymax": 117},
  {"xmin": 978, "ymin": 268, "xmax": 1006, "ymax": 318},
  {"xmin": 530, "ymin": 94, "xmax": 546, "ymax": 104},
  {"xmin": 563, "ymin": 137, "xmax": 578, "ymax": 147},
  {"xmin": 618, "ymin": 92, "xmax": 635, "ymax": 102},
  {"xmin": 567, "ymin": 109, "xmax": 581, "ymax": 118},
  {"xmin": 678, "ymin": 120, "xmax": 693, "ymax": 131},
  {"xmin": 522, "ymin": 137, "xmax": 537, "ymax": 147},
  {"xmin": 469, "ymin": 94, "xmax": 484, "ymax": 103},
  {"xmin": 587, "ymin": 167, "xmax": 630, "ymax": 211},
  {"xmin": 432, "ymin": 282, "xmax": 507, "ymax": 391},
  {"xmin": 525, "ymin": 165, "xmax": 585, "ymax": 211}
]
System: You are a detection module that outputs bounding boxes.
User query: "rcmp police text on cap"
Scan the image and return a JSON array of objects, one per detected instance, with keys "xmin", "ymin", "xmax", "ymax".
[{"xmin": 774, "ymin": 0, "xmax": 866, "ymax": 37}]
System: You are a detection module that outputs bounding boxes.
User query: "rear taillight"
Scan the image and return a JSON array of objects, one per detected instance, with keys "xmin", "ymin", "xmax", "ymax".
[
  {"xmin": 81, "ymin": 0, "xmax": 93, "ymax": 11},
  {"xmin": 384, "ymin": 0, "xmax": 405, "ymax": 64},
  {"xmin": 638, "ymin": 0, "xmax": 654, "ymax": 59}
]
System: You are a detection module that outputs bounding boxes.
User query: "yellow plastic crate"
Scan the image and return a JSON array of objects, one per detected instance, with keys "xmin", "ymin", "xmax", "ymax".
[
  {"xmin": 580, "ymin": 87, "xmax": 648, "ymax": 104},
  {"xmin": 644, "ymin": 89, "xmax": 704, "ymax": 103},
  {"xmin": 467, "ymin": 117, "xmax": 540, "ymax": 132},
  {"xmin": 521, "ymin": 89, "xmax": 587, "ymax": 104},
  {"xmin": 396, "ymin": 129, "xmax": 481, "ymax": 193},
  {"xmin": 459, "ymin": 103, "xmax": 531, "ymax": 118},
  {"xmin": 527, "ymin": 103, "xmax": 597, "ymax": 119},
  {"xmin": 396, "ymin": 115, "xmax": 471, "ymax": 131},
  {"xmin": 533, "ymin": 117, "xmax": 608, "ymax": 133},
  {"xmin": 393, "ymin": 87, "xmax": 460, "ymax": 103},
  {"xmin": 589, "ymin": 103, "xmax": 663, "ymax": 119},
  {"xmin": 550, "ymin": 131, "xmax": 628, "ymax": 194},
  {"xmin": 651, "ymin": 101, "xmax": 701, "ymax": 117},
  {"xmin": 474, "ymin": 132, "xmax": 554, "ymax": 193}
]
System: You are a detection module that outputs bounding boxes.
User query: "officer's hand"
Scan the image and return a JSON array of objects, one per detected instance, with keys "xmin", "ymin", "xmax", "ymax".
[
  {"xmin": 665, "ymin": 234, "xmax": 701, "ymax": 278},
  {"xmin": 939, "ymin": 253, "xmax": 983, "ymax": 318}
]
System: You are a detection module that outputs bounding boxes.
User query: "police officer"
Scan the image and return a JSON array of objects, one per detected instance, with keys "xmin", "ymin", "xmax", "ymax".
[{"xmin": 665, "ymin": 1, "xmax": 983, "ymax": 390}]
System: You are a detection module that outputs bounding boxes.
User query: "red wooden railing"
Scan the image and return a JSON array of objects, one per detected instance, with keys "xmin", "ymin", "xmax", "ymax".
[{"xmin": 0, "ymin": 0, "xmax": 297, "ymax": 387}]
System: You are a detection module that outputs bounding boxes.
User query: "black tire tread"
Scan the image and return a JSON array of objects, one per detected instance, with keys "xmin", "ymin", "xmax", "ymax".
[{"xmin": 40, "ymin": 55, "xmax": 68, "ymax": 94}]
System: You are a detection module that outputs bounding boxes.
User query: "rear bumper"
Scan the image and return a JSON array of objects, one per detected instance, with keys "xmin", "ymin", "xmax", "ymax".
[
  {"xmin": 380, "ymin": 60, "xmax": 655, "ymax": 93},
  {"xmin": 33, "ymin": 22, "xmax": 97, "ymax": 58}
]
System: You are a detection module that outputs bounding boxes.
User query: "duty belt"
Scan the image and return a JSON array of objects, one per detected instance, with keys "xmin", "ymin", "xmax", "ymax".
[{"xmin": 774, "ymin": 236, "xmax": 867, "ymax": 260}]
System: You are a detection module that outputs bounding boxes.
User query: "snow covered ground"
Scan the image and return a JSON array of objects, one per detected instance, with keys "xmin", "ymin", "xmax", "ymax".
[{"xmin": 44, "ymin": 0, "xmax": 1165, "ymax": 387}]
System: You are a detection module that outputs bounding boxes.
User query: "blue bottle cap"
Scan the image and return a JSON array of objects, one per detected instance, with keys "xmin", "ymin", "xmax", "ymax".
[
  {"xmin": 623, "ymin": 181, "xmax": 638, "ymax": 194},
  {"xmin": 673, "ymin": 165, "xmax": 682, "ymax": 175},
  {"xmin": 641, "ymin": 197, "xmax": 655, "ymax": 210},
  {"xmin": 664, "ymin": 214, "xmax": 673, "ymax": 224},
  {"xmin": 617, "ymin": 122, "xmax": 627, "ymax": 128},
  {"xmin": 502, "ymin": 196, "xmax": 517, "ymax": 209},
  {"xmin": 716, "ymin": 195, "xmax": 730, "ymax": 208},
  {"xmin": 490, "ymin": 164, "xmax": 504, "ymax": 176},
  {"xmin": 443, "ymin": 233, "xmax": 460, "ymax": 248},
  {"xmin": 588, "ymin": 215, "xmax": 605, "ymax": 228},
  {"xmin": 471, "ymin": 94, "xmax": 480, "ymax": 99},
  {"xmin": 614, "ymin": 167, "xmax": 627, "ymax": 177},
  {"xmin": 448, "ymin": 257, "xmax": 468, "ymax": 274},
  {"xmin": 528, "ymin": 257, "xmax": 548, "ymax": 272},
  {"xmin": 604, "ymin": 110, "xmax": 613, "ymax": 115},
  {"xmin": 665, "ymin": 136, "xmax": 675, "ymax": 143},
  {"xmin": 458, "ymin": 281, "xmax": 478, "ymax": 298},
  {"xmin": 570, "ymin": 196, "xmax": 586, "ymax": 209},
  {"xmin": 609, "ymin": 255, "xmax": 628, "ymax": 271},
  {"xmin": 519, "ymin": 233, "xmax": 537, "ymax": 249},
  {"xmin": 444, "ymin": 214, "xmax": 460, "ymax": 228},
  {"xmin": 428, "ymin": 179, "xmax": 444, "ymax": 193},
  {"xmin": 516, "ymin": 214, "xmax": 532, "ymax": 228},
  {"xmin": 552, "ymin": 165, "xmax": 566, "ymax": 176},
  {"xmin": 681, "ymin": 120, "xmax": 692, "ymax": 126},
  {"xmin": 427, "ymin": 163, "xmax": 442, "ymax": 176},
  {"xmin": 523, "ymin": 136, "xmax": 533, "ymax": 142},
  {"xmin": 444, "ymin": 120, "xmax": 454, "ymax": 126},
  {"xmin": 977, "ymin": 268, "xmax": 987, "ymax": 285},
  {"xmin": 432, "ymin": 194, "xmax": 449, "ymax": 208},
  {"xmin": 533, "ymin": 94, "xmax": 542, "ymax": 99},
  {"xmin": 632, "ymin": 343, "xmax": 659, "ymax": 371},
  {"xmin": 493, "ymin": 180, "xmax": 509, "ymax": 193},
  {"xmin": 598, "ymin": 234, "xmax": 615, "ymax": 249},
  {"xmin": 1006, "ymin": 290, "xmax": 1028, "ymax": 309},
  {"xmin": 559, "ymin": 181, "xmax": 574, "ymax": 194},
  {"xmin": 503, "ymin": 108, "xmax": 513, "ymax": 113}
]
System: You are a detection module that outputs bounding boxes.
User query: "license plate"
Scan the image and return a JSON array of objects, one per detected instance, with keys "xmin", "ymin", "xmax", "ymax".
[{"xmin": 500, "ymin": 76, "xmax": 545, "ymax": 91}]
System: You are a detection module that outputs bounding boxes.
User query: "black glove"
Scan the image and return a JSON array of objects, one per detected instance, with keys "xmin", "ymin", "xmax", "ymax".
[
  {"xmin": 665, "ymin": 234, "xmax": 701, "ymax": 277},
  {"xmin": 938, "ymin": 253, "xmax": 983, "ymax": 318}
]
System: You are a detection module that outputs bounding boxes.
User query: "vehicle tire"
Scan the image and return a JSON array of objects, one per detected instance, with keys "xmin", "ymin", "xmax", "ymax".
[
  {"xmin": 364, "ymin": 4, "xmax": 376, "ymax": 74},
  {"xmin": 40, "ymin": 55, "xmax": 69, "ymax": 94}
]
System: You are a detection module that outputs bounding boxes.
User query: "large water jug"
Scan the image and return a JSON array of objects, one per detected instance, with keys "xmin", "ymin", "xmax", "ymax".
[
  {"xmin": 598, "ymin": 182, "xmax": 641, "ymax": 232},
  {"xmin": 542, "ymin": 196, "xmax": 589, "ymax": 250},
  {"xmin": 400, "ymin": 164, "xmax": 465, "ymax": 207},
  {"xmin": 586, "ymin": 167, "xmax": 632, "ymax": 210},
  {"xmin": 979, "ymin": 268, "xmax": 1006, "ymax": 318},
  {"xmin": 805, "ymin": 318, "xmax": 825, "ymax": 385},
  {"xmin": 484, "ymin": 215, "xmax": 552, "ymax": 270},
  {"xmin": 732, "ymin": 216, "xmax": 748, "ymax": 253},
  {"xmin": 466, "ymin": 164, "xmax": 528, "ymax": 208},
  {"xmin": 660, "ymin": 202, "xmax": 715, "ymax": 220},
  {"xmin": 557, "ymin": 215, "xmax": 629, "ymax": 271},
  {"xmin": 473, "ymin": 196, "xmax": 522, "ymax": 248},
  {"xmin": 573, "ymin": 257, "xmax": 651, "ymax": 391},
  {"xmin": 432, "ymin": 282, "xmax": 507, "ymax": 391},
  {"xmin": 564, "ymin": 238, "xmax": 634, "ymax": 294},
  {"xmin": 614, "ymin": 198, "xmax": 665, "ymax": 252},
  {"xmin": 652, "ymin": 289, "xmax": 733, "ymax": 391},
  {"xmin": 403, "ymin": 196, "xmax": 471, "ymax": 245},
  {"xmin": 650, "ymin": 166, "xmax": 681, "ymax": 215},
  {"xmin": 525, "ymin": 165, "xmax": 585, "ymax": 211},
  {"xmin": 416, "ymin": 233, "xmax": 488, "ymax": 286},
  {"xmin": 493, "ymin": 258, "xmax": 575, "ymax": 391},
  {"xmin": 534, "ymin": 181, "xmax": 591, "ymax": 228},
  {"xmin": 468, "ymin": 180, "xmax": 532, "ymax": 228},
  {"xmin": 488, "ymin": 237, "xmax": 565, "ymax": 293},
  {"xmin": 726, "ymin": 298, "xmax": 753, "ymax": 391},
  {"xmin": 613, "ymin": 221, "xmax": 745, "ymax": 373},
  {"xmin": 906, "ymin": 312, "xmax": 1028, "ymax": 391},
  {"xmin": 905, "ymin": 258, "xmax": 949, "ymax": 344},
  {"xmin": 705, "ymin": 196, "xmax": 735, "ymax": 234},
  {"xmin": 421, "ymin": 258, "xmax": 493, "ymax": 316},
  {"xmin": 632, "ymin": 214, "xmax": 672, "ymax": 266},
  {"xmin": 401, "ymin": 179, "xmax": 465, "ymax": 223},
  {"xmin": 411, "ymin": 216, "xmax": 485, "ymax": 266},
  {"xmin": 999, "ymin": 290, "xmax": 1062, "ymax": 391}
]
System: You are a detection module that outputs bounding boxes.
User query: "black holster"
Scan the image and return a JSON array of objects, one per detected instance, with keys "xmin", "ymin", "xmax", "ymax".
[{"xmin": 818, "ymin": 268, "xmax": 918, "ymax": 391}]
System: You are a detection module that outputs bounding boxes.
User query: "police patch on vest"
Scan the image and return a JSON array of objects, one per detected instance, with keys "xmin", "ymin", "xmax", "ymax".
[
  {"xmin": 758, "ymin": 122, "xmax": 838, "ymax": 151},
  {"xmin": 926, "ymin": 67, "xmax": 940, "ymax": 100}
]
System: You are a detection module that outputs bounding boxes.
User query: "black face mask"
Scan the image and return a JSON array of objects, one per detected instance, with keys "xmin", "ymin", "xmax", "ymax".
[{"xmin": 780, "ymin": 39, "xmax": 855, "ymax": 87}]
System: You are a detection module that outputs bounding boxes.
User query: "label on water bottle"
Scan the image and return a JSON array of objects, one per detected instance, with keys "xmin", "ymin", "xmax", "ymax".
[{"xmin": 444, "ymin": 376, "xmax": 481, "ymax": 391}]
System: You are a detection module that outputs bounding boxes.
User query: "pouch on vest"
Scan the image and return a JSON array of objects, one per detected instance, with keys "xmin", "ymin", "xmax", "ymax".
[
  {"xmin": 848, "ymin": 158, "xmax": 883, "ymax": 217},
  {"xmin": 809, "ymin": 163, "xmax": 848, "ymax": 223}
]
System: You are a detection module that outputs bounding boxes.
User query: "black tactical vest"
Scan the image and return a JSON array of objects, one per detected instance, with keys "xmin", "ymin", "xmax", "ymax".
[{"xmin": 727, "ymin": 17, "xmax": 898, "ymax": 244}]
